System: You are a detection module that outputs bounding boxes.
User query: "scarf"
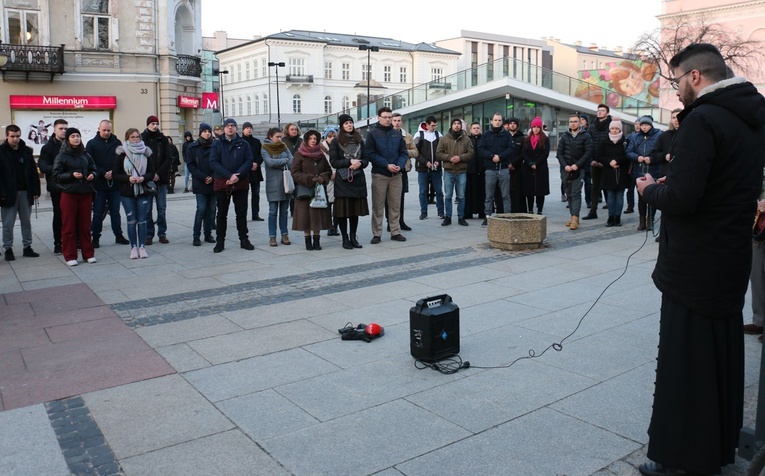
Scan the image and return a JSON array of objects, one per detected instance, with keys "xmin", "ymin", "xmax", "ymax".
[
  {"xmin": 297, "ymin": 142, "xmax": 324, "ymax": 160},
  {"xmin": 123, "ymin": 140, "xmax": 148, "ymax": 196},
  {"xmin": 198, "ymin": 136, "xmax": 213, "ymax": 148},
  {"xmin": 609, "ymin": 132, "xmax": 623, "ymax": 143},
  {"xmin": 338, "ymin": 133, "xmax": 361, "ymax": 159},
  {"xmin": 263, "ymin": 141, "xmax": 287, "ymax": 156},
  {"xmin": 530, "ymin": 134, "xmax": 540, "ymax": 150}
]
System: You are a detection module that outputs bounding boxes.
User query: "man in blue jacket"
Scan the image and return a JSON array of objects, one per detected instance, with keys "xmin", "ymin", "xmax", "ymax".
[
  {"xmin": 209, "ymin": 118, "xmax": 254, "ymax": 253},
  {"xmin": 365, "ymin": 107, "xmax": 408, "ymax": 244},
  {"xmin": 87, "ymin": 120, "xmax": 129, "ymax": 248}
]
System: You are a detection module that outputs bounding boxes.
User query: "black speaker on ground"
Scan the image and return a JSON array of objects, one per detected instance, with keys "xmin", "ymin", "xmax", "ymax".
[{"xmin": 410, "ymin": 294, "xmax": 460, "ymax": 362}]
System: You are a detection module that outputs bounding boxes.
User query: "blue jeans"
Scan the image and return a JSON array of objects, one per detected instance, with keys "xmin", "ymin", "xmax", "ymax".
[
  {"xmin": 484, "ymin": 168, "xmax": 510, "ymax": 216},
  {"xmin": 606, "ymin": 190, "xmax": 624, "ymax": 217},
  {"xmin": 193, "ymin": 193, "xmax": 216, "ymax": 239},
  {"xmin": 268, "ymin": 200, "xmax": 289, "ymax": 237},
  {"xmin": 184, "ymin": 166, "xmax": 191, "ymax": 190},
  {"xmin": 121, "ymin": 195, "xmax": 149, "ymax": 247},
  {"xmin": 443, "ymin": 172, "xmax": 467, "ymax": 219},
  {"xmin": 418, "ymin": 170, "xmax": 443, "ymax": 216},
  {"xmin": 91, "ymin": 189, "xmax": 123, "ymax": 239},
  {"xmin": 146, "ymin": 183, "xmax": 167, "ymax": 238}
]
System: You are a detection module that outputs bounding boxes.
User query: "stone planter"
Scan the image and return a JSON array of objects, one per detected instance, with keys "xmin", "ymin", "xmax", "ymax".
[{"xmin": 487, "ymin": 213, "xmax": 546, "ymax": 251}]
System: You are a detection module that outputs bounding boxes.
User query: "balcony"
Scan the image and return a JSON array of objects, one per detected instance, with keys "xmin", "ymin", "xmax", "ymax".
[
  {"xmin": 176, "ymin": 54, "xmax": 202, "ymax": 78},
  {"xmin": 285, "ymin": 75, "xmax": 314, "ymax": 83},
  {"xmin": 0, "ymin": 43, "xmax": 65, "ymax": 81}
]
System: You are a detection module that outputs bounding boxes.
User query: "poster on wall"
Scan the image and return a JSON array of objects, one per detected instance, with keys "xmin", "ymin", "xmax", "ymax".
[
  {"xmin": 12, "ymin": 110, "xmax": 111, "ymax": 157},
  {"xmin": 576, "ymin": 60, "xmax": 660, "ymax": 108}
]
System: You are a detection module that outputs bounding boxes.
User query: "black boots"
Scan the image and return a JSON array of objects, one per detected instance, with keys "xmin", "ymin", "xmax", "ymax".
[
  {"xmin": 312, "ymin": 235, "xmax": 321, "ymax": 251},
  {"xmin": 305, "ymin": 236, "xmax": 313, "ymax": 251},
  {"xmin": 638, "ymin": 216, "xmax": 646, "ymax": 231},
  {"xmin": 582, "ymin": 210, "xmax": 598, "ymax": 220}
]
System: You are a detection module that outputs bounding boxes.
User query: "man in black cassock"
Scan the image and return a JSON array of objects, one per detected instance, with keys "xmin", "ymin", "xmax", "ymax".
[{"xmin": 636, "ymin": 43, "xmax": 765, "ymax": 475}]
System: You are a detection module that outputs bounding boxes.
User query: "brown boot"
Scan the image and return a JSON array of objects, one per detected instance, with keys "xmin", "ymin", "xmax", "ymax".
[
  {"xmin": 269, "ymin": 237, "xmax": 277, "ymax": 247},
  {"xmin": 281, "ymin": 234, "xmax": 291, "ymax": 245},
  {"xmin": 566, "ymin": 217, "xmax": 572, "ymax": 227},
  {"xmin": 569, "ymin": 215, "xmax": 579, "ymax": 230},
  {"xmin": 638, "ymin": 216, "xmax": 646, "ymax": 231}
]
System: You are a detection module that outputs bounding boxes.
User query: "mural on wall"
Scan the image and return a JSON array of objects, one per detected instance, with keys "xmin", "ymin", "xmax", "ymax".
[{"xmin": 575, "ymin": 60, "xmax": 660, "ymax": 108}]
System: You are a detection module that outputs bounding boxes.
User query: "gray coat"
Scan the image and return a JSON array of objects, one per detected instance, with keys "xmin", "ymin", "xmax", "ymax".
[{"xmin": 261, "ymin": 139, "xmax": 293, "ymax": 202}]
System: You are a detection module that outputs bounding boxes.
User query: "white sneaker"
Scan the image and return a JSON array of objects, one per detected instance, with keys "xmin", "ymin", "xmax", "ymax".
[
  {"xmin": 87, "ymin": 257, "xmax": 97, "ymax": 264},
  {"xmin": 66, "ymin": 260, "xmax": 78, "ymax": 267},
  {"xmin": 138, "ymin": 247, "xmax": 149, "ymax": 259},
  {"xmin": 130, "ymin": 247, "xmax": 139, "ymax": 259}
]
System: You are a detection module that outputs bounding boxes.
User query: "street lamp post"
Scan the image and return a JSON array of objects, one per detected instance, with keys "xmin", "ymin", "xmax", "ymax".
[
  {"xmin": 212, "ymin": 67, "xmax": 229, "ymax": 120},
  {"xmin": 358, "ymin": 45, "xmax": 379, "ymax": 129},
  {"xmin": 268, "ymin": 61, "xmax": 285, "ymax": 129}
]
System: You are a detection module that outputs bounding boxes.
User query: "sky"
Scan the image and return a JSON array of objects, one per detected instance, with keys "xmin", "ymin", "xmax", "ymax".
[{"xmin": 202, "ymin": 0, "xmax": 662, "ymax": 51}]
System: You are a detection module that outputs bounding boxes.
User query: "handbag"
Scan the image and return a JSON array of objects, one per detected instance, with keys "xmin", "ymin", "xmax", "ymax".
[
  {"xmin": 143, "ymin": 181, "xmax": 157, "ymax": 195},
  {"xmin": 338, "ymin": 167, "xmax": 362, "ymax": 182},
  {"xmin": 283, "ymin": 166, "xmax": 295, "ymax": 194},
  {"xmin": 296, "ymin": 184, "xmax": 314, "ymax": 199},
  {"xmin": 310, "ymin": 183, "xmax": 328, "ymax": 208}
]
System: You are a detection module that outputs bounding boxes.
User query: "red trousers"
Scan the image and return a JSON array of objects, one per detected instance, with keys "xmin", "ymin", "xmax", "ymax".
[{"xmin": 60, "ymin": 193, "xmax": 94, "ymax": 261}]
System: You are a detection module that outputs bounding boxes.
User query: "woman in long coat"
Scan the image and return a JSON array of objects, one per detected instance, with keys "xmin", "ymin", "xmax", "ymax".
[
  {"xmin": 520, "ymin": 117, "xmax": 550, "ymax": 214},
  {"xmin": 261, "ymin": 127, "xmax": 293, "ymax": 247},
  {"xmin": 329, "ymin": 114, "xmax": 369, "ymax": 250},
  {"xmin": 291, "ymin": 130, "xmax": 332, "ymax": 250},
  {"xmin": 598, "ymin": 119, "xmax": 630, "ymax": 227}
]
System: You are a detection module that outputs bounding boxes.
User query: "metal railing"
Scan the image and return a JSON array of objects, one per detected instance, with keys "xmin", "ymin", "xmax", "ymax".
[
  {"xmin": 176, "ymin": 54, "xmax": 202, "ymax": 77},
  {"xmin": 300, "ymin": 57, "xmax": 671, "ymax": 131},
  {"xmin": 0, "ymin": 43, "xmax": 64, "ymax": 75}
]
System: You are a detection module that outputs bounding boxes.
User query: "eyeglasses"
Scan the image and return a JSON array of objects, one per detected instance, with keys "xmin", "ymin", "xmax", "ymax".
[
  {"xmin": 670, "ymin": 70, "xmax": 693, "ymax": 90},
  {"xmin": 379, "ymin": 115, "xmax": 392, "ymax": 119}
]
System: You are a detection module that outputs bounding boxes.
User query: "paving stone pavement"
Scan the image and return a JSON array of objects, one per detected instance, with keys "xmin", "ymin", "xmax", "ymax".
[{"xmin": 0, "ymin": 164, "xmax": 761, "ymax": 475}]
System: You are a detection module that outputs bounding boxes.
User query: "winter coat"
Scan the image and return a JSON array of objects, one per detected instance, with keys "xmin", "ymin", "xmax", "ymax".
[
  {"xmin": 478, "ymin": 127, "xmax": 514, "ymax": 170},
  {"xmin": 402, "ymin": 129, "xmax": 418, "ymax": 172},
  {"xmin": 365, "ymin": 123, "xmax": 408, "ymax": 177},
  {"xmin": 508, "ymin": 130, "xmax": 524, "ymax": 168},
  {"xmin": 209, "ymin": 133, "xmax": 253, "ymax": 192},
  {"xmin": 113, "ymin": 146, "xmax": 156, "ymax": 198},
  {"xmin": 520, "ymin": 135, "xmax": 550, "ymax": 197},
  {"xmin": 556, "ymin": 130, "xmax": 593, "ymax": 178},
  {"xmin": 38, "ymin": 136, "xmax": 64, "ymax": 192},
  {"xmin": 651, "ymin": 129, "xmax": 676, "ymax": 177},
  {"xmin": 52, "ymin": 145, "xmax": 98, "ymax": 195},
  {"xmin": 413, "ymin": 125, "xmax": 442, "ymax": 172},
  {"xmin": 261, "ymin": 139, "xmax": 293, "ymax": 202},
  {"xmin": 588, "ymin": 115, "xmax": 612, "ymax": 161},
  {"xmin": 86, "ymin": 133, "xmax": 121, "ymax": 191},
  {"xmin": 436, "ymin": 129, "xmax": 473, "ymax": 174},
  {"xmin": 0, "ymin": 139, "xmax": 40, "ymax": 207},
  {"xmin": 141, "ymin": 128, "xmax": 174, "ymax": 185},
  {"xmin": 291, "ymin": 150, "xmax": 332, "ymax": 196},
  {"xmin": 598, "ymin": 137, "xmax": 629, "ymax": 191},
  {"xmin": 468, "ymin": 134, "xmax": 483, "ymax": 174},
  {"xmin": 626, "ymin": 126, "xmax": 661, "ymax": 179},
  {"xmin": 329, "ymin": 136, "xmax": 369, "ymax": 199},
  {"xmin": 242, "ymin": 134, "xmax": 264, "ymax": 182},
  {"xmin": 643, "ymin": 78, "xmax": 765, "ymax": 318},
  {"xmin": 184, "ymin": 139, "xmax": 214, "ymax": 195}
]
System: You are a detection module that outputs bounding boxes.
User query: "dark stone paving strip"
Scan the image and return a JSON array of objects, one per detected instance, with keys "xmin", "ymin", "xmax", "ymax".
[
  {"xmin": 45, "ymin": 396, "xmax": 123, "ymax": 476},
  {"xmin": 113, "ymin": 226, "xmax": 640, "ymax": 329}
]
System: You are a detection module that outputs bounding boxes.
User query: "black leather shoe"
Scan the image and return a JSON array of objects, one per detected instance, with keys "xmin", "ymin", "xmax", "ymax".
[
  {"xmin": 252, "ymin": 216, "xmax": 265, "ymax": 221},
  {"xmin": 4, "ymin": 249, "xmax": 14, "ymax": 261},
  {"xmin": 240, "ymin": 240, "xmax": 255, "ymax": 250},
  {"xmin": 370, "ymin": 236, "xmax": 381, "ymax": 244},
  {"xmin": 458, "ymin": 218, "xmax": 469, "ymax": 226},
  {"xmin": 342, "ymin": 238, "xmax": 353, "ymax": 250},
  {"xmin": 213, "ymin": 243, "xmax": 225, "ymax": 253},
  {"xmin": 624, "ymin": 206, "xmax": 635, "ymax": 214},
  {"xmin": 400, "ymin": 222, "xmax": 412, "ymax": 231},
  {"xmin": 419, "ymin": 213, "xmax": 427, "ymax": 220},
  {"xmin": 115, "ymin": 235, "xmax": 130, "ymax": 245},
  {"xmin": 204, "ymin": 235, "xmax": 216, "ymax": 243},
  {"xmin": 637, "ymin": 461, "xmax": 687, "ymax": 476},
  {"xmin": 391, "ymin": 234, "xmax": 406, "ymax": 242},
  {"xmin": 441, "ymin": 217, "xmax": 452, "ymax": 226},
  {"xmin": 92, "ymin": 237, "xmax": 100, "ymax": 248},
  {"xmin": 23, "ymin": 247, "xmax": 39, "ymax": 258},
  {"xmin": 582, "ymin": 211, "xmax": 598, "ymax": 220},
  {"xmin": 351, "ymin": 235, "xmax": 363, "ymax": 249},
  {"xmin": 54, "ymin": 244, "xmax": 62, "ymax": 255},
  {"xmin": 193, "ymin": 238, "xmax": 202, "ymax": 246},
  {"xmin": 327, "ymin": 228, "xmax": 340, "ymax": 236}
]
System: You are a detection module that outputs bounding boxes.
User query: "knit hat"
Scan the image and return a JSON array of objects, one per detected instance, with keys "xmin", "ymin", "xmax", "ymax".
[
  {"xmin": 199, "ymin": 123, "xmax": 212, "ymax": 134},
  {"xmin": 303, "ymin": 129, "xmax": 321, "ymax": 144},
  {"xmin": 213, "ymin": 125, "xmax": 223, "ymax": 132},
  {"xmin": 639, "ymin": 115, "xmax": 654, "ymax": 127},
  {"xmin": 579, "ymin": 114, "xmax": 589, "ymax": 124},
  {"xmin": 338, "ymin": 114, "xmax": 353, "ymax": 126},
  {"xmin": 242, "ymin": 122, "xmax": 253, "ymax": 130},
  {"xmin": 65, "ymin": 127, "xmax": 81, "ymax": 142},
  {"xmin": 507, "ymin": 117, "xmax": 519, "ymax": 125},
  {"xmin": 451, "ymin": 117, "xmax": 463, "ymax": 126},
  {"xmin": 184, "ymin": 131, "xmax": 193, "ymax": 139},
  {"xmin": 146, "ymin": 115, "xmax": 159, "ymax": 126},
  {"xmin": 223, "ymin": 118, "xmax": 237, "ymax": 128},
  {"xmin": 609, "ymin": 119, "xmax": 623, "ymax": 131},
  {"xmin": 323, "ymin": 126, "xmax": 338, "ymax": 140},
  {"xmin": 530, "ymin": 116, "xmax": 543, "ymax": 128}
]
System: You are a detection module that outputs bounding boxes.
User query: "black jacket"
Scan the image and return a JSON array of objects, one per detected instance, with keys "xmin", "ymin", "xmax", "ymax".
[
  {"xmin": 588, "ymin": 115, "xmax": 612, "ymax": 161},
  {"xmin": 329, "ymin": 136, "xmax": 369, "ymax": 199},
  {"xmin": 39, "ymin": 136, "xmax": 64, "ymax": 192},
  {"xmin": 86, "ymin": 133, "xmax": 121, "ymax": 191},
  {"xmin": 478, "ymin": 127, "xmax": 515, "ymax": 170},
  {"xmin": 598, "ymin": 137, "xmax": 629, "ymax": 191},
  {"xmin": 556, "ymin": 130, "xmax": 593, "ymax": 174},
  {"xmin": 643, "ymin": 79, "xmax": 765, "ymax": 318},
  {"xmin": 242, "ymin": 134, "xmax": 263, "ymax": 182},
  {"xmin": 141, "ymin": 129, "xmax": 174, "ymax": 185},
  {"xmin": 508, "ymin": 130, "xmax": 524, "ymax": 168},
  {"xmin": 0, "ymin": 139, "xmax": 40, "ymax": 207},
  {"xmin": 520, "ymin": 136, "xmax": 550, "ymax": 197},
  {"xmin": 52, "ymin": 145, "xmax": 97, "ymax": 195},
  {"xmin": 184, "ymin": 139, "xmax": 214, "ymax": 195},
  {"xmin": 113, "ymin": 147, "xmax": 156, "ymax": 198},
  {"xmin": 651, "ymin": 129, "xmax": 676, "ymax": 177},
  {"xmin": 467, "ymin": 133, "xmax": 483, "ymax": 173}
]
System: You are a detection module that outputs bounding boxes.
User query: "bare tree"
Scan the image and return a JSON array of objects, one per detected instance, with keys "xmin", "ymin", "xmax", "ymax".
[{"xmin": 632, "ymin": 12, "xmax": 764, "ymax": 80}]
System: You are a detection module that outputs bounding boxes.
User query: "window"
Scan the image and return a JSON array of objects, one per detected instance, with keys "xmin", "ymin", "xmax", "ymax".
[
  {"xmin": 325, "ymin": 62, "xmax": 332, "ymax": 79},
  {"xmin": 399, "ymin": 67, "xmax": 407, "ymax": 83},
  {"xmin": 384, "ymin": 66, "xmax": 391, "ymax": 82},
  {"xmin": 246, "ymin": 96, "xmax": 251, "ymax": 115},
  {"xmin": 487, "ymin": 43, "xmax": 494, "ymax": 81},
  {"xmin": 431, "ymin": 67, "xmax": 443, "ymax": 82},
  {"xmin": 383, "ymin": 97, "xmax": 392, "ymax": 108},
  {"xmin": 261, "ymin": 59, "xmax": 267, "ymax": 78},
  {"xmin": 5, "ymin": 2, "xmax": 40, "ymax": 46},
  {"xmin": 245, "ymin": 62, "xmax": 250, "ymax": 80},
  {"xmin": 362, "ymin": 63, "xmax": 371, "ymax": 81},
  {"xmin": 262, "ymin": 94, "xmax": 268, "ymax": 114},
  {"xmin": 342, "ymin": 63, "xmax": 350, "ymax": 80},
  {"xmin": 254, "ymin": 95, "xmax": 260, "ymax": 115},
  {"xmin": 224, "ymin": 99, "xmax": 230, "ymax": 115},
  {"xmin": 324, "ymin": 96, "xmax": 332, "ymax": 114},
  {"xmin": 292, "ymin": 94, "xmax": 301, "ymax": 114},
  {"xmin": 238, "ymin": 97, "xmax": 243, "ymax": 116},
  {"xmin": 82, "ymin": 0, "xmax": 110, "ymax": 49},
  {"xmin": 253, "ymin": 60, "xmax": 259, "ymax": 79},
  {"xmin": 342, "ymin": 96, "xmax": 350, "ymax": 111},
  {"xmin": 289, "ymin": 58, "xmax": 304, "ymax": 76},
  {"xmin": 237, "ymin": 64, "xmax": 241, "ymax": 82}
]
